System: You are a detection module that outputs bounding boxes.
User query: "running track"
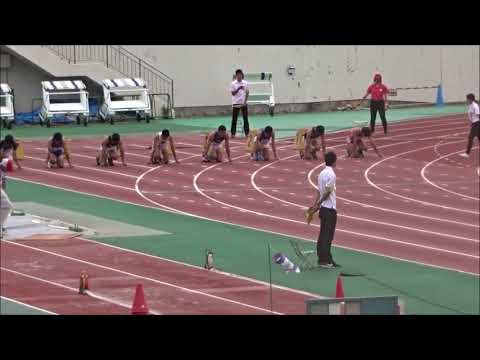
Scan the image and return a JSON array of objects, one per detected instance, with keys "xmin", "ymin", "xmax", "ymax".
[{"xmin": 2, "ymin": 113, "xmax": 479, "ymax": 314}]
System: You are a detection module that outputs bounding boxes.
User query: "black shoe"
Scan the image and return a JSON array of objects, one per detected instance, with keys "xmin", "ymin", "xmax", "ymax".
[{"xmin": 332, "ymin": 262, "xmax": 342, "ymax": 268}]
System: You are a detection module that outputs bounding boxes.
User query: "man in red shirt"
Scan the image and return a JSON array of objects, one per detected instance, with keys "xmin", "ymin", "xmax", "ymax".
[{"xmin": 360, "ymin": 73, "xmax": 389, "ymax": 134}]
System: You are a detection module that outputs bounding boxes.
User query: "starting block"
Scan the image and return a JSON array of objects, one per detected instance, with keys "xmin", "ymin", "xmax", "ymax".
[
  {"xmin": 63, "ymin": 141, "xmax": 71, "ymax": 158},
  {"xmin": 15, "ymin": 142, "xmax": 24, "ymax": 160},
  {"xmin": 245, "ymin": 129, "xmax": 257, "ymax": 153},
  {"xmin": 295, "ymin": 128, "xmax": 308, "ymax": 158}
]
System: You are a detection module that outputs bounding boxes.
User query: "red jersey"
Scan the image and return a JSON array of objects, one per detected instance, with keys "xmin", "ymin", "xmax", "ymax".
[{"xmin": 367, "ymin": 83, "xmax": 388, "ymax": 101}]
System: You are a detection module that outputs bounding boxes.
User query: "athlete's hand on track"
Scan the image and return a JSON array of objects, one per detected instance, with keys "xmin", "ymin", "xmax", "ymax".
[
  {"xmin": 175, "ymin": 160, "xmax": 180, "ymax": 164},
  {"xmin": 122, "ymin": 162, "xmax": 127, "ymax": 166}
]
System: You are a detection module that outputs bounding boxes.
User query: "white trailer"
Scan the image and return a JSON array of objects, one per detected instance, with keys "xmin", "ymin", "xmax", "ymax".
[
  {"xmin": 0, "ymin": 84, "xmax": 15, "ymax": 129},
  {"xmin": 244, "ymin": 72, "xmax": 275, "ymax": 116},
  {"xmin": 38, "ymin": 80, "xmax": 90, "ymax": 128},
  {"xmin": 98, "ymin": 78, "xmax": 152, "ymax": 125}
]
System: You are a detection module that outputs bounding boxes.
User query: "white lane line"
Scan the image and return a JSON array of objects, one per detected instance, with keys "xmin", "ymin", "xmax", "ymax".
[
  {"xmin": 306, "ymin": 141, "xmax": 478, "ymax": 228},
  {"xmin": 0, "ymin": 294, "xmax": 57, "ymax": 315},
  {"xmin": 195, "ymin": 175, "xmax": 479, "ymax": 257},
  {"xmin": 16, "ymin": 166, "xmax": 135, "ymax": 192},
  {"xmin": 251, "ymin": 153, "xmax": 479, "ymax": 244},
  {"xmin": 420, "ymin": 147, "xmax": 479, "ymax": 201},
  {"xmin": 25, "ymin": 155, "xmax": 140, "ymax": 179},
  {"xmin": 2, "ymin": 241, "xmax": 280, "ymax": 314},
  {"xmin": 365, "ymin": 140, "xmax": 479, "ymax": 212},
  {"xmin": 1, "ymin": 267, "xmax": 142, "ymax": 314}
]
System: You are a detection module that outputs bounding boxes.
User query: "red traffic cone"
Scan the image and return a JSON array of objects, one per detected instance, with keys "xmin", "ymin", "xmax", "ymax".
[
  {"xmin": 335, "ymin": 276, "xmax": 345, "ymax": 298},
  {"xmin": 131, "ymin": 284, "xmax": 149, "ymax": 315}
]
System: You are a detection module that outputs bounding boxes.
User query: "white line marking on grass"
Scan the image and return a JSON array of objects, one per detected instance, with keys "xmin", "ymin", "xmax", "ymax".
[{"xmin": 0, "ymin": 295, "xmax": 57, "ymax": 315}]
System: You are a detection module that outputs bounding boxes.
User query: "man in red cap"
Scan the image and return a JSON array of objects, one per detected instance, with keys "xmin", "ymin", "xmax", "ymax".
[{"xmin": 360, "ymin": 73, "xmax": 390, "ymax": 135}]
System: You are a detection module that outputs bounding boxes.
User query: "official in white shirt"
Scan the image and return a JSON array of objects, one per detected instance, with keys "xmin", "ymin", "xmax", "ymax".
[
  {"xmin": 230, "ymin": 69, "xmax": 250, "ymax": 138},
  {"xmin": 459, "ymin": 93, "xmax": 480, "ymax": 176},
  {"xmin": 309, "ymin": 151, "xmax": 340, "ymax": 268}
]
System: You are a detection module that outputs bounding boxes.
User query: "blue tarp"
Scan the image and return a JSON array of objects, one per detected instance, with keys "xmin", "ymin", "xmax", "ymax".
[{"xmin": 15, "ymin": 98, "xmax": 99, "ymax": 125}]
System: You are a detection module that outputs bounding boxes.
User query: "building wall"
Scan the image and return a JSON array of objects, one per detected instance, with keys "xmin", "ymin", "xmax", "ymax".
[
  {"xmin": 0, "ymin": 47, "xmax": 104, "ymax": 114},
  {"xmin": 1, "ymin": 48, "xmax": 49, "ymax": 113},
  {"xmin": 2, "ymin": 45, "xmax": 479, "ymax": 114},
  {"xmin": 124, "ymin": 45, "xmax": 480, "ymax": 108}
]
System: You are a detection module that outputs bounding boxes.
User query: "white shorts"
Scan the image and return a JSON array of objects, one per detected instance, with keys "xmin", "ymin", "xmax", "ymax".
[
  {"xmin": 1, "ymin": 188, "xmax": 13, "ymax": 210},
  {"xmin": 212, "ymin": 143, "xmax": 222, "ymax": 151}
]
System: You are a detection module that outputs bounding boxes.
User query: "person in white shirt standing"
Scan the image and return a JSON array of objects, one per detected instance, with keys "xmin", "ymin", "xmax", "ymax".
[
  {"xmin": 230, "ymin": 69, "xmax": 250, "ymax": 138},
  {"xmin": 459, "ymin": 93, "xmax": 480, "ymax": 176},
  {"xmin": 308, "ymin": 151, "xmax": 340, "ymax": 268},
  {"xmin": 0, "ymin": 159, "xmax": 14, "ymax": 239}
]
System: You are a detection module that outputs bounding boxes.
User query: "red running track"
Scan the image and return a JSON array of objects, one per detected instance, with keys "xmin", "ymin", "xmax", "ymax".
[{"xmin": 3, "ymin": 114, "xmax": 479, "ymax": 313}]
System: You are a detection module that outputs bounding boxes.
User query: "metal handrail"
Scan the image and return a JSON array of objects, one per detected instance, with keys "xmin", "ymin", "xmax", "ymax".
[{"xmin": 42, "ymin": 45, "xmax": 175, "ymax": 112}]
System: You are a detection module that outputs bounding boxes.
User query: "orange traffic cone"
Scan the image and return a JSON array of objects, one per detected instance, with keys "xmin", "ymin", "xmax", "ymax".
[
  {"xmin": 335, "ymin": 276, "xmax": 345, "ymax": 298},
  {"xmin": 131, "ymin": 284, "xmax": 149, "ymax": 315},
  {"xmin": 335, "ymin": 276, "xmax": 346, "ymax": 315},
  {"xmin": 79, "ymin": 271, "xmax": 89, "ymax": 295}
]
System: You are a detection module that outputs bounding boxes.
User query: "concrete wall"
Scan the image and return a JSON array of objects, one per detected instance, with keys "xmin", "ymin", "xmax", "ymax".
[
  {"xmin": 0, "ymin": 46, "xmax": 104, "ymax": 114},
  {"xmin": 124, "ymin": 45, "xmax": 480, "ymax": 108},
  {"xmin": 1, "ymin": 47, "xmax": 49, "ymax": 113}
]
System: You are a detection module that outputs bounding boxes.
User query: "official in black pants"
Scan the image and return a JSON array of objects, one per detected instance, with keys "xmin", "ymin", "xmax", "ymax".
[
  {"xmin": 231, "ymin": 105, "xmax": 250, "ymax": 137},
  {"xmin": 459, "ymin": 93, "xmax": 480, "ymax": 177},
  {"xmin": 370, "ymin": 99, "xmax": 388, "ymax": 134},
  {"xmin": 308, "ymin": 151, "xmax": 340, "ymax": 268},
  {"xmin": 360, "ymin": 73, "xmax": 390, "ymax": 135},
  {"xmin": 317, "ymin": 207, "xmax": 337, "ymax": 266},
  {"xmin": 230, "ymin": 69, "xmax": 250, "ymax": 138}
]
